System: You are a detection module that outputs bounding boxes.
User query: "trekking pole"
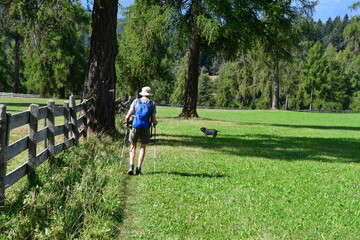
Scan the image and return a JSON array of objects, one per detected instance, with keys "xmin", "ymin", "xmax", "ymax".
[
  {"xmin": 120, "ymin": 127, "xmax": 129, "ymax": 167},
  {"xmin": 153, "ymin": 124, "xmax": 157, "ymax": 174}
]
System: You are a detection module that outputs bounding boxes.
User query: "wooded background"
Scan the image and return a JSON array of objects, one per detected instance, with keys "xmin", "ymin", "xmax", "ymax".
[{"xmin": 1, "ymin": 1, "xmax": 360, "ymax": 115}]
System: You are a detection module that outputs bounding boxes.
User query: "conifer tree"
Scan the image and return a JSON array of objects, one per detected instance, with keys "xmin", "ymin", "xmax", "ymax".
[
  {"xmin": 82, "ymin": 0, "xmax": 118, "ymax": 132},
  {"xmin": 23, "ymin": 1, "xmax": 90, "ymax": 98},
  {"xmin": 117, "ymin": 0, "xmax": 169, "ymax": 97}
]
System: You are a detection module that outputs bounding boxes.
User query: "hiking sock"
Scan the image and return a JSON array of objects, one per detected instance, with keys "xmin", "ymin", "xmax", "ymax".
[{"xmin": 128, "ymin": 164, "xmax": 134, "ymax": 175}]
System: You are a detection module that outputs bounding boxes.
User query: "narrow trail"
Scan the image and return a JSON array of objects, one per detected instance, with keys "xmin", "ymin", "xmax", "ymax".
[
  {"xmin": 116, "ymin": 128, "xmax": 159, "ymax": 239},
  {"xmin": 117, "ymin": 172, "xmax": 136, "ymax": 239}
]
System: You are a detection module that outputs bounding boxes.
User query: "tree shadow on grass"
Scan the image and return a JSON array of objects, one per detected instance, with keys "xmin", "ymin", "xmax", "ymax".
[
  {"xmin": 240, "ymin": 122, "xmax": 360, "ymax": 132},
  {"xmin": 156, "ymin": 133, "xmax": 360, "ymax": 163},
  {"xmin": 201, "ymin": 117, "xmax": 360, "ymax": 132},
  {"xmin": 151, "ymin": 171, "xmax": 226, "ymax": 178}
]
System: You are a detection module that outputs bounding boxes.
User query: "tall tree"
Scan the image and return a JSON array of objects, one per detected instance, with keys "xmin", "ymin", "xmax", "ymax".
[
  {"xmin": 82, "ymin": 0, "xmax": 118, "ymax": 132},
  {"xmin": 165, "ymin": 0, "xmax": 314, "ymax": 117},
  {"xmin": 117, "ymin": 0, "xmax": 170, "ymax": 97},
  {"xmin": 0, "ymin": 0, "xmax": 30, "ymax": 93},
  {"xmin": 179, "ymin": 0, "xmax": 201, "ymax": 117},
  {"xmin": 23, "ymin": 1, "xmax": 90, "ymax": 98},
  {"xmin": 299, "ymin": 41, "xmax": 325, "ymax": 110},
  {"xmin": 0, "ymin": 36, "xmax": 12, "ymax": 92},
  {"xmin": 345, "ymin": 2, "xmax": 360, "ymax": 109},
  {"xmin": 170, "ymin": 54, "xmax": 188, "ymax": 104},
  {"xmin": 198, "ymin": 67, "xmax": 215, "ymax": 106}
]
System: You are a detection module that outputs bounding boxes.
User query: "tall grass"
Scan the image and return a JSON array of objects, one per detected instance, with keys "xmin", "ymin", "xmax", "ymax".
[{"xmin": 1, "ymin": 131, "xmax": 127, "ymax": 239}]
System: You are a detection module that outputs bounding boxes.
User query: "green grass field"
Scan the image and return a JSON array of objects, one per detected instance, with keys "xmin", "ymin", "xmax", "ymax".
[
  {"xmin": 122, "ymin": 107, "xmax": 360, "ymax": 239},
  {"xmin": 1, "ymin": 97, "xmax": 81, "ymax": 173},
  {"xmin": 0, "ymin": 97, "xmax": 75, "ymax": 113},
  {"xmin": 1, "ymin": 99, "xmax": 359, "ymax": 239}
]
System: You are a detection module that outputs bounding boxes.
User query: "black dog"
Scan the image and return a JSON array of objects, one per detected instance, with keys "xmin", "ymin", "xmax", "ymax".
[{"xmin": 200, "ymin": 127, "xmax": 219, "ymax": 139}]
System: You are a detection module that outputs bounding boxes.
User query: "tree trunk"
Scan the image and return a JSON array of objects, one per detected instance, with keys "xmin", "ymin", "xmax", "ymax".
[
  {"xmin": 82, "ymin": 0, "xmax": 118, "ymax": 133},
  {"xmin": 271, "ymin": 60, "xmax": 280, "ymax": 110},
  {"xmin": 310, "ymin": 87, "xmax": 313, "ymax": 111},
  {"xmin": 12, "ymin": 33, "xmax": 21, "ymax": 93},
  {"xmin": 179, "ymin": 0, "xmax": 200, "ymax": 118},
  {"xmin": 58, "ymin": 87, "xmax": 65, "ymax": 99}
]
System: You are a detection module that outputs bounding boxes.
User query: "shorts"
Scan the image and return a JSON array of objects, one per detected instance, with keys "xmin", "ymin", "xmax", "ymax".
[{"xmin": 129, "ymin": 128, "xmax": 151, "ymax": 144}]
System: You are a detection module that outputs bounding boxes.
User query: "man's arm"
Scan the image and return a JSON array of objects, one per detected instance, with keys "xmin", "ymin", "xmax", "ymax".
[
  {"xmin": 151, "ymin": 114, "xmax": 158, "ymax": 125},
  {"xmin": 124, "ymin": 108, "xmax": 135, "ymax": 128},
  {"xmin": 124, "ymin": 99, "xmax": 137, "ymax": 125},
  {"xmin": 125, "ymin": 108, "xmax": 134, "ymax": 122}
]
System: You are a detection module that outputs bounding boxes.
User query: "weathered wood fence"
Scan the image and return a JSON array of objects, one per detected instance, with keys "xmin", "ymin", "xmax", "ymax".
[
  {"xmin": 0, "ymin": 96, "xmax": 93, "ymax": 206},
  {"xmin": 0, "ymin": 92, "xmax": 41, "ymax": 98}
]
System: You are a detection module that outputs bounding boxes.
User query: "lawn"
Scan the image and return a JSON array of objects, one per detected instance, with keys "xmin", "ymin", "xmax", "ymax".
[
  {"xmin": 0, "ymin": 97, "xmax": 76, "ymax": 113},
  {"xmin": 0, "ymin": 97, "xmax": 82, "ymax": 173},
  {"xmin": 121, "ymin": 107, "xmax": 360, "ymax": 239},
  {"xmin": 1, "ymin": 99, "xmax": 359, "ymax": 239}
]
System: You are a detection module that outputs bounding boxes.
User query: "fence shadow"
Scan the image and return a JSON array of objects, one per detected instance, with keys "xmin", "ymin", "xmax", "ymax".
[{"xmin": 156, "ymin": 133, "xmax": 360, "ymax": 163}]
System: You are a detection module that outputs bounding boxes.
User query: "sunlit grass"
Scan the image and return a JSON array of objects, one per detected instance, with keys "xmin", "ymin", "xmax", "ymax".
[
  {"xmin": 0, "ymin": 97, "xmax": 77, "ymax": 113},
  {"xmin": 1, "ymin": 101, "xmax": 359, "ymax": 239},
  {"xmin": 121, "ymin": 108, "xmax": 360, "ymax": 239},
  {"xmin": 2, "ymin": 97, "xmax": 83, "ymax": 172}
]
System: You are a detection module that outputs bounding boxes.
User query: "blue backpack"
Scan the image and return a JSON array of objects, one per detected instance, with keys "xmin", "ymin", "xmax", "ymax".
[{"xmin": 132, "ymin": 99, "xmax": 153, "ymax": 130}]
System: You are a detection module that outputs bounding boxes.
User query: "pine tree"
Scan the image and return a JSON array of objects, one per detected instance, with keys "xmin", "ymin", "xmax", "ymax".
[
  {"xmin": 23, "ymin": 1, "xmax": 90, "ymax": 98},
  {"xmin": 299, "ymin": 41, "xmax": 325, "ymax": 110},
  {"xmin": 198, "ymin": 67, "xmax": 214, "ymax": 106},
  {"xmin": 82, "ymin": 0, "xmax": 118, "ymax": 132},
  {"xmin": 117, "ymin": 0, "xmax": 169, "ymax": 97}
]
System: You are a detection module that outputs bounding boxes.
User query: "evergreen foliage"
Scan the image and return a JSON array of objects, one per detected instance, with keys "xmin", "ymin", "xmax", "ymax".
[
  {"xmin": 23, "ymin": 1, "xmax": 90, "ymax": 98},
  {"xmin": 0, "ymin": 1, "xmax": 360, "ymax": 111},
  {"xmin": 0, "ymin": 0, "xmax": 90, "ymax": 97},
  {"xmin": 117, "ymin": 0, "xmax": 170, "ymax": 97}
]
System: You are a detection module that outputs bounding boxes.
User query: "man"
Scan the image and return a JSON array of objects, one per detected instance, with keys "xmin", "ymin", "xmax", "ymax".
[{"xmin": 124, "ymin": 86, "xmax": 158, "ymax": 175}]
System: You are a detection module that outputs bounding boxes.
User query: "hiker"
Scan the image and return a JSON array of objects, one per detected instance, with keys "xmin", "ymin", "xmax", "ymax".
[{"xmin": 124, "ymin": 86, "xmax": 158, "ymax": 175}]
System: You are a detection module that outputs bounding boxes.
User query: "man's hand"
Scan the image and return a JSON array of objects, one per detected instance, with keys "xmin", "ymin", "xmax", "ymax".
[
  {"xmin": 152, "ymin": 121, "xmax": 158, "ymax": 127},
  {"xmin": 124, "ymin": 118, "xmax": 132, "ymax": 128}
]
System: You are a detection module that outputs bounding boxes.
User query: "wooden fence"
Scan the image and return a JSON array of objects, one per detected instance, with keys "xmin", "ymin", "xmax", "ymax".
[
  {"xmin": 0, "ymin": 96, "xmax": 93, "ymax": 206},
  {"xmin": 0, "ymin": 92, "xmax": 41, "ymax": 98}
]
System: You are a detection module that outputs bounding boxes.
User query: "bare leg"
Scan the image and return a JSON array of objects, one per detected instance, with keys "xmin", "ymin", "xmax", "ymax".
[
  {"xmin": 137, "ymin": 144, "xmax": 147, "ymax": 166},
  {"xmin": 130, "ymin": 142, "xmax": 137, "ymax": 165}
]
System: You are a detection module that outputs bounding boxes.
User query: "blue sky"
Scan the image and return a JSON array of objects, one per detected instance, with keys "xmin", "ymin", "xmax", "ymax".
[
  {"xmin": 313, "ymin": 0, "xmax": 359, "ymax": 21},
  {"xmin": 81, "ymin": 0, "xmax": 359, "ymax": 21}
]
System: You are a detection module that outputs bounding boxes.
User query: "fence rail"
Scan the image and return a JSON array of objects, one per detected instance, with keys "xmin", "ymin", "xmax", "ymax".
[
  {"xmin": 0, "ymin": 96, "xmax": 93, "ymax": 206},
  {"xmin": 0, "ymin": 92, "xmax": 41, "ymax": 98}
]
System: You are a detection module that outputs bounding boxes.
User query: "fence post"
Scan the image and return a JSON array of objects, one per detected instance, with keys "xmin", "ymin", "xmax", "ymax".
[
  {"xmin": 28, "ymin": 104, "xmax": 39, "ymax": 170},
  {"xmin": 82, "ymin": 99, "xmax": 88, "ymax": 141},
  {"xmin": 47, "ymin": 100, "xmax": 55, "ymax": 159},
  {"xmin": 64, "ymin": 101, "xmax": 70, "ymax": 149},
  {"xmin": 0, "ymin": 105, "xmax": 9, "ymax": 206},
  {"xmin": 44, "ymin": 118, "xmax": 47, "ymax": 149},
  {"xmin": 69, "ymin": 95, "xmax": 79, "ymax": 145}
]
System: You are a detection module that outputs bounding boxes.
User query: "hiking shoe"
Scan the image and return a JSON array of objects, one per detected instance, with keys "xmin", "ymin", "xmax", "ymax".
[
  {"xmin": 128, "ymin": 165, "xmax": 134, "ymax": 175},
  {"xmin": 136, "ymin": 166, "xmax": 142, "ymax": 175}
]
